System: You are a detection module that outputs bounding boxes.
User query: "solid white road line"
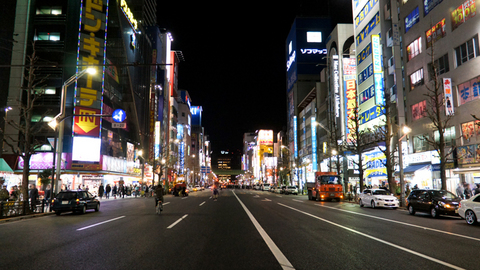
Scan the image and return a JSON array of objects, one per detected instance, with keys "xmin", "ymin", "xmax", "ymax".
[
  {"xmin": 163, "ymin": 202, "xmax": 170, "ymax": 205},
  {"xmin": 167, "ymin": 214, "xmax": 188, "ymax": 229},
  {"xmin": 278, "ymin": 203, "xmax": 464, "ymax": 270},
  {"xmin": 77, "ymin": 216, "xmax": 126, "ymax": 231},
  {"xmin": 318, "ymin": 205, "xmax": 480, "ymax": 242},
  {"xmin": 292, "ymin": 199, "xmax": 303, "ymax": 203},
  {"xmin": 199, "ymin": 201, "xmax": 206, "ymax": 206},
  {"xmin": 181, "ymin": 197, "xmax": 188, "ymax": 200},
  {"xmin": 233, "ymin": 192, "xmax": 295, "ymax": 270}
]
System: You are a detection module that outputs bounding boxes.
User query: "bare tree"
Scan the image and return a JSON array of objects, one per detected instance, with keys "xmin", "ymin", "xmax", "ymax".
[
  {"xmin": 345, "ymin": 98, "xmax": 374, "ymax": 192},
  {"xmin": 374, "ymin": 89, "xmax": 398, "ymax": 194},
  {"xmin": 419, "ymin": 41, "xmax": 454, "ymax": 190},
  {"xmin": 1, "ymin": 43, "xmax": 50, "ymax": 205}
]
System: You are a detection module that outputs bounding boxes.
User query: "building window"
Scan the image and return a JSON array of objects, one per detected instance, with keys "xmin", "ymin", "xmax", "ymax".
[
  {"xmin": 35, "ymin": 32, "xmax": 61, "ymax": 41},
  {"xmin": 409, "ymin": 68, "xmax": 424, "ymax": 90},
  {"xmin": 458, "ymin": 75, "xmax": 480, "ymax": 105},
  {"xmin": 413, "ymin": 135, "xmax": 429, "ymax": 152},
  {"xmin": 36, "ymin": 7, "xmax": 62, "ymax": 15},
  {"xmin": 455, "ymin": 35, "xmax": 479, "ymax": 67},
  {"xmin": 434, "ymin": 126, "xmax": 456, "ymax": 147},
  {"xmin": 461, "ymin": 120, "xmax": 480, "ymax": 142},
  {"xmin": 428, "ymin": 53, "xmax": 449, "ymax": 79},
  {"xmin": 411, "ymin": 100, "xmax": 426, "ymax": 120},
  {"xmin": 407, "ymin": 37, "xmax": 422, "ymax": 61}
]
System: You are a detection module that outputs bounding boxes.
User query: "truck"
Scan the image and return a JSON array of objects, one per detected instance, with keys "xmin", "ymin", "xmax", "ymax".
[{"xmin": 307, "ymin": 172, "xmax": 343, "ymax": 201}]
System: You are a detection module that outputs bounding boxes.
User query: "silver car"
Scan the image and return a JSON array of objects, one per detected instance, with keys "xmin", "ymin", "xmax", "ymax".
[{"xmin": 458, "ymin": 194, "xmax": 480, "ymax": 225}]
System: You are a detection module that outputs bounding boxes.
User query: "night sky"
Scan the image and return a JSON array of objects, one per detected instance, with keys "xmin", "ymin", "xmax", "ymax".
[{"xmin": 157, "ymin": 1, "xmax": 353, "ymax": 152}]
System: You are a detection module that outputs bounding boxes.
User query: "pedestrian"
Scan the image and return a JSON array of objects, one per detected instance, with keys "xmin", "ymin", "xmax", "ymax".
[
  {"xmin": 456, "ymin": 183, "xmax": 464, "ymax": 199},
  {"xmin": 475, "ymin": 184, "xmax": 480, "ymax": 196},
  {"xmin": 44, "ymin": 184, "xmax": 51, "ymax": 208},
  {"xmin": 134, "ymin": 185, "xmax": 139, "ymax": 198},
  {"xmin": 29, "ymin": 184, "xmax": 39, "ymax": 212},
  {"xmin": 121, "ymin": 185, "xmax": 125, "ymax": 198},
  {"xmin": 105, "ymin": 184, "xmax": 111, "ymax": 199},
  {"xmin": 113, "ymin": 184, "xmax": 117, "ymax": 199},
  {"xmin": 213, "ymin": 185, "xmax": 219, "ymax": 201},
  {"xmin": 98, "ymin": 183, "xmax": 104, "ymax": 199},
  {"xmin": 464, "ymin": 184, "xmax": 472, "ymax": 199},
  {"xmin": 77, "ymin": 184, "xmax": 82, "ymax": 190}
]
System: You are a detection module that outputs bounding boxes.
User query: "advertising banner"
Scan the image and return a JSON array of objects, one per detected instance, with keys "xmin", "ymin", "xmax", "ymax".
[{"xmin": 443, "ymin": 78, "xmax": 454, "ymax": 115}]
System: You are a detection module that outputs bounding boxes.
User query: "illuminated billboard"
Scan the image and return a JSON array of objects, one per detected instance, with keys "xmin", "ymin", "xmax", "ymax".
[
  {"xmin": 73, "ymin": 0, "xmax": 108, "ymax": 165},
  {"xmin": 258, "ymin": 130, "xmax": 273, "ymax": 146}
]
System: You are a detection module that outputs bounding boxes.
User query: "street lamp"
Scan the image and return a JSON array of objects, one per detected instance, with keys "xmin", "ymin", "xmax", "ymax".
[
  {"xmin": 51, "ymin": 67, "xmax": 97, "ymax": 195},
  {"xmin": 398, "ymin": 124, "xmax": 411, "ymax": 206}
]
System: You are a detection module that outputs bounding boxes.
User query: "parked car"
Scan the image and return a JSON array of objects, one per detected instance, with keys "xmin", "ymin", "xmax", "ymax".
[
  {"xmin": 194, "ymin": 185, "xmax": 201, "ymax": 192},
  {"xmin": 458, "ymin": 194, "xmax": 480, "ymax": 225},
  {"xmin": 285, "ymin": 186, "xmax": 298, "ymax": 195},
  {"xmin": 277, "ymin": 185, "xmax": 286, "ymax": 194},
  {"xmin": 358, "ymin": 189, "xmax": 399, "ymax": 209},
  {"xmin": 51, "ymin": 190, "xmax": 100, "ymax": 215},
  {"xmin": 406, "ymin": 189, "xmax": 460, "ymax": 218},
  {"xmin": 262, "ymin": 184, "xmax": 271, "ymax": 191}
]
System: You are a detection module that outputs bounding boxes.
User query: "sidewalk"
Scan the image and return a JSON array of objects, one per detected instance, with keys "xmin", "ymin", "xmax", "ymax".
[{"xmin": 0, "ymin": 194, "xmax": 162, "ymax": 224}]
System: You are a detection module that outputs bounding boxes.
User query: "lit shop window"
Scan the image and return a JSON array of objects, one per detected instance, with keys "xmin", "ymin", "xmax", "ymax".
[
  {"xmin": 407, "ymin": 37, "xmax": 422, "ymax": 61},
  {"xmin": 409, "ymin": 68, "xmax": 424, "ymax": 90},
  {"xmin": 411, "ymin": 100, "xmax": 426, "ymax": 121},
  {"xmin": 35, "ymin": 32, "xmax": 61, "ymax": 41},
  {"xmin": 36, "ymin": 7, "xmax": 62, "ymax": 15}
]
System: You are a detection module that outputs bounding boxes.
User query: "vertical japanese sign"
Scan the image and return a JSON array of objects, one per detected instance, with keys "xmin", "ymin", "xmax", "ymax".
[
  {"xmin": 333, "ymin": 55, "xmax": 340, "ymax": 117},
  {"xmin": 311, "ymin": 116, "xmax": 317, "ymax": 172},
  {"xmin": 343, "ymin": 58, "xmax": 357, "ymax": 143},
  {"xmin": 74, "ymin": 0, "xmax": 109, "ymax": 138},
  {"xmin": 371, "ymin": 35, "xmax": 385, "ymax": 107},
  {"xmin": 443, "ymin": 78, "xmax": 454, "ymax": 115}
]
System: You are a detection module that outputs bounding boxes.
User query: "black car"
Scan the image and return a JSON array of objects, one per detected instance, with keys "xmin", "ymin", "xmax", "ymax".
[
  {"xmin": 406, "ymin": 189, "xmax": 460, "ymax": 218},
  {"xmin": 52, "ymin": 191, "xmax": 100, "ymax": 215}
]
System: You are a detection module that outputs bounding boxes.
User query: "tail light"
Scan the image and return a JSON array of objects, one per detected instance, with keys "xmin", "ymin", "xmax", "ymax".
[
  {"xmin": 76, "ymin": 199, "xmax": 80, "ymax": 205},
  {"xmin": 459, "ymin": 202, "xmax": 462, "ymax": 208}
]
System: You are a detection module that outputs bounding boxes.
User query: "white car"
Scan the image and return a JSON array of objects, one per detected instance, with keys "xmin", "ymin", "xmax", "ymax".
[
  {"xmin": 359, "ymin": 189, "xmax": 399, "ymax": 209},
  {"xmin": 262, "ymin": 184, "xmax": 270, "ymax": 191},
  {"xmin": 458, "ymin": 194, "xmax": 480, "ymax": 225},
  {"xmin": 284, "ymin": 186, "xmax": 298, "ymax": 195}
]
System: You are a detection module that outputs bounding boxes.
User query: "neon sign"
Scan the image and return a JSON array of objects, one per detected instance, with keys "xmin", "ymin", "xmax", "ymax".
[{"xmin": 120, "ymin": 0, "xmax": 138, "ymax": 31}]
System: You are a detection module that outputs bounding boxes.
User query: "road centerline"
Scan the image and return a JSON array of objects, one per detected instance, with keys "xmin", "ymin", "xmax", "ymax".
[
  {"xmin": 167, "ymin": 214, "xmax": 188, "ymax": 229},
  {"xmin": 77, "ymin": 216, "xmax": 126, "ymax": 231},
  {"xmin": 278, "ymin": 203, "xmax": 464, "ymax": 270}
]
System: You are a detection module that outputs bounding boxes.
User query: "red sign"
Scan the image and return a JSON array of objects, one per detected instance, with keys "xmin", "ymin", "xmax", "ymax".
[{"xmin": 74, "ymin": 107, "xmax": 101, "ymax": 136}]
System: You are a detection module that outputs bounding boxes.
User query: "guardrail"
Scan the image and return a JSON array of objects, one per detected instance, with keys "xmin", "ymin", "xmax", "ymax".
[{"xmin": 0, "ymin": 200, "xmax": 48, "ymax": 219}]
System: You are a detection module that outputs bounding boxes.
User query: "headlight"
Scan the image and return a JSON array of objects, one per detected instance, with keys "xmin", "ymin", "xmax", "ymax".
[
  {"xmin": 438, "ymin": 201, "xmax": 451, "ymax": 208},
  {"xmin": 375, "ymin": 197, "xmax": 383, "ymax": 201}
]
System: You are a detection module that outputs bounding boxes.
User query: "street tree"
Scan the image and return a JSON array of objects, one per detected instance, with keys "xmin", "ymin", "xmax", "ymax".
[
  {"xmin": 419, "ymin": 41, "xmax": 454, "ymax": 190},
  {"xmin": 374, "ymin": 88, "xmax": 398, "ymax": 194},
  {"xmin": 345, "ymin": 98, "xmax": 374, "ymax": 192},
  {"xmin": 1, "ymin": 42, "xmax": 50, "ymax": 205}
]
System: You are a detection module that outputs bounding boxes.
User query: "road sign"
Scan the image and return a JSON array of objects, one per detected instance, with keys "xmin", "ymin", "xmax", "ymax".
[
  {"xmin": 112, "ymin": 122, "xmax": 126, "ymax": 128},
  {"xmin": 112, "ymin": 109, "xmax": 126, "ymax": 123}
]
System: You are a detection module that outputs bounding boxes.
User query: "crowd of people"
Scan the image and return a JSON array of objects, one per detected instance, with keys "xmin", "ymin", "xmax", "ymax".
[
  {"xmin": 456, "ymin": 183, "xmax": 480, "ymax": 199},
  {"xmin": 95, "ymin": 183, "xmax": 156, "ymax": 199}
]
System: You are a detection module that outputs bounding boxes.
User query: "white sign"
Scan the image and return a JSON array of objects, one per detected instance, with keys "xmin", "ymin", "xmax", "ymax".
[{"xmin": 112, "ymin": 123, "xmax": 126, "ymax": 128}]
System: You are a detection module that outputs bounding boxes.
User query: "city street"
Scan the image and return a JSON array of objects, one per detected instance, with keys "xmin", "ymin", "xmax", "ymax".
[{"xmin": 1, "ymin": 189, "xmax": 479, "ymax": 270}]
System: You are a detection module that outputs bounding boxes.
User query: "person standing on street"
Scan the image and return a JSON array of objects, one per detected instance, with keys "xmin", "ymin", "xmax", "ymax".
[
  {"xmin": 113, "ymin": 184, "xmax": 117, "ymax": 199},
  {"xmin": 44, "ymin": 185, "xmax": 51, "ymax": 209},
  {"xmin": 213, "ymin": 185, "xmax": 219, "ymax": 201},
  {"xmin": 98, "ymin": 183, "xmax": 104, "ymax": 199},
  {"xmin": 464, "ymin": 184, "xmax": 473, "ymax": 199},
  {"xmin": 474, "ymin": 184, "xmax": 480, "ymax": 196},
  {"xmin": 105, "ymin": 184, "xmax": 111, "ymax": 199},
  {"xmin": 456, "ymin": 183, "xmax": 464, "ymax": 199},
  {"xmin": 29, "ymin": 184, "xmax": 39, "ymax": 212}
]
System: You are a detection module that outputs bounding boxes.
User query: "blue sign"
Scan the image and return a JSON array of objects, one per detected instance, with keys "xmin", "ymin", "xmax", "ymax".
[
  {"xmin": 311, "ymin": 116, "xmax": 317, "ymax": 172},
  {"xmin": 358, "ymin": 64, "xmax": 374, "ymax": 86},
  {"xmin": 112, "ymin": 109, "xmax": 126, "ymax": 123},
  {"xmin": 405, "ymin": 7, "xmax": 420, "ymax": 33}
]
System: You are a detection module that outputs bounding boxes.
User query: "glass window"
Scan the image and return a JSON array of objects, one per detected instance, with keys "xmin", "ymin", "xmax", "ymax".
[
  {"xmin": 410, "ymin": 68, "xmax": 424, "ymax": 90},
  {"xmin": 36, "ymin": 6, "xmax": 62, "ymax": 15},
  {"xmin": 407, "ymin": 37, "xmax": 422, "ymax": 61},
  {"xmin": 35, "ymin": 32, "xmax": 61, "ymax": 41},
  {"xmin": 413, "ymin": 135, "xmax": 429, "ymax": 152},
  {"xmin": 434, "ymin": 126, "xmax": 456, "ymax": 147},
  {"xmin": 455, "ymin": 35, "xmax": 479, "ymax": 67},
  {"xmin": 411, "ymin": 100, "xmax": 426, "ymax": 120}
]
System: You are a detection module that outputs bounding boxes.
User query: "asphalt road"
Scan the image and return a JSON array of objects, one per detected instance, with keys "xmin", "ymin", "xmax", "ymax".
[{"xmin": 1, "ymin": 189, "xmax": 479, "ymax": 270}]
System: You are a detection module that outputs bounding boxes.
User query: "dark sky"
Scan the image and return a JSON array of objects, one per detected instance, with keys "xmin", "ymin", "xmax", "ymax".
[{"xmin": 157, "ymin": 1, "xmax": 353, "ymax": 152}]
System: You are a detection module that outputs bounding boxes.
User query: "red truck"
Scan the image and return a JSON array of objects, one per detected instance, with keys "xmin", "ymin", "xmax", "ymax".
[{"xmin": 307, "ymin": 172, "xmax": 343, "ymax": 201}]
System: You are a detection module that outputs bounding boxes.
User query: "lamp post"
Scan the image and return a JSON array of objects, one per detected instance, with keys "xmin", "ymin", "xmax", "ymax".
[
  {"xmin": 51, "ymin": 67, "xmax": 96, "ymax": 195},
  {"xmin": 398, "ymin": 125, "xmax": 411, "ymax": 206}
]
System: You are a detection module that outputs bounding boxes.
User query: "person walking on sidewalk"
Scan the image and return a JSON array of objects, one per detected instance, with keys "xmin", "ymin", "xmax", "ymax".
[
  {"xmin": 98, "ymin": 184, "xmax": 104, "ymax": 199},
  {"xmin": 113, "ymin": 184, "xmax": 117, "ymax": 199},
  {"xmin": 29, "ymin": 184, "xmax": 39, "ymax": 212}
]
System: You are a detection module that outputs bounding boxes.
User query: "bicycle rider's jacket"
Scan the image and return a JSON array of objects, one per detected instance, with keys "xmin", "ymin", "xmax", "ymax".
[{"xmin": 155, "ymin": 185, "xmax": 164, "ymax": 201}]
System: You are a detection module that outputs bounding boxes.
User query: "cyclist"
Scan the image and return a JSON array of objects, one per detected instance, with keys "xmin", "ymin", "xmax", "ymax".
[{"xmin": 155, "ymin": 184, "xmax": 164, "ymax": 213}]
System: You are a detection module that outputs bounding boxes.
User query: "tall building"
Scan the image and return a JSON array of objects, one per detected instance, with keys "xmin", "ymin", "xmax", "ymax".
[
  {"xmin": 351, "ymin": 0, "xmax": 405, "ymax": 188},
  {"xmin": 399, "ymin": 0, "xmax": 480, "ymax": 191},
  {"xmin": 2, "ymin": 0, "xmax": 164, "ymax": 191},
  {"xmin": 286, "ymin": 17, "xmax": 333, "ymax": 189}
]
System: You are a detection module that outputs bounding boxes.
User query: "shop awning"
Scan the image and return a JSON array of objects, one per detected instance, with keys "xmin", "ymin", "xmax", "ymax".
[
  {"xmin": 403, "ymin": 164, "xmax": 430, "ymax": 174},
  {"xmin": 0, "ymin": 158, "xmax": 13, "ymax": 173}
]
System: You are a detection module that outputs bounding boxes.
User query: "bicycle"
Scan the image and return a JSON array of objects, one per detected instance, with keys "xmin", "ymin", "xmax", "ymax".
[{"xmin": 155, "ymin": 200, "xmax": 163, "ymax": 214}]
